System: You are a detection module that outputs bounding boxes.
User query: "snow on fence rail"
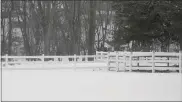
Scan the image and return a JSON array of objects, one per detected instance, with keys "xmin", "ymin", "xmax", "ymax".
[
  {"xmin": 1, "ymin": 54, "xmax": 107, "ymax": 70},
  {"xmin": 1, "ymin": 51, "xmax": 182, "ymax": 73},
  {"xmin": 96, "ymin": 51, "xmax": 182, "ymax": 73}
]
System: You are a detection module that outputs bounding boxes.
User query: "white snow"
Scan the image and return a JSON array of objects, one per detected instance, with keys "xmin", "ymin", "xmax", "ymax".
[
  {"xmin": 3, "ymin": 61, "xmax": 178, "ymax": 69},
  {"xmin": 4, "ymin": 62, "xmax": 107, "ymax": 69},
  {"xmin": 2, "ymin": 68, "xmax": 182, "ymax": 101}
]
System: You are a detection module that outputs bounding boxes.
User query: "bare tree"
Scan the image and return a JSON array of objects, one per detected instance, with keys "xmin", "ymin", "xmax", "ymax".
[
  {"xmin": 7, "ymin": 0, "xmax": 13, "ymax": 55},
  {"xmin": 88, "ymin": 1, "xmax": 96, "ymax": 55}
]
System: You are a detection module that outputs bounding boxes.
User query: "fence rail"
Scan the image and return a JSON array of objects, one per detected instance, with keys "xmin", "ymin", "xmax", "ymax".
[
  {"xmin": 1, "ymin": 51, "xmax": 182, "ymax": 73},
  {"xmin": 96, "ymin": 51, "xmax": 182, "ymax": 73},
  {"xmin": 1, "ymin": 54, "xmax": 107, "ymax": 70}
]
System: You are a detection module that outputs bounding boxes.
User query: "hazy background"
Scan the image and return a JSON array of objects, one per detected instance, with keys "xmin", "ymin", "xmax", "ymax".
[{"xmin": 1, "ymin": 0, "xmax": 182, "ymax": 56}]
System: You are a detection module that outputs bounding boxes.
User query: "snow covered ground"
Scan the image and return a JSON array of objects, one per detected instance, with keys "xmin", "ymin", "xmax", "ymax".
[
  {"xmin": 2, "ymin": 68, "xmax": 182, "ymax": 101},
  {"xmin": 2, "ymin": 61, "xmax": 178, "ymax": 70},
  {"xmin": 4, "ymin": 62, "xmax": 107, "ymax": 69}
]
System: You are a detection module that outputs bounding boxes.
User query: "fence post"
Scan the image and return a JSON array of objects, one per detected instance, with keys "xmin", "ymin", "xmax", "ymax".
[
  {"xmin": 123, "ymin": 52, "xmax": 126, "ymax": 71},
  {"xmin": 167, "ymin": 56, "xmax": 169, "ymax": 67},
  {"xmin": 74, "ymin": 54, "xmax": 76, "ymax": 70},
  {"xmin": 116, "ymin": 52, "xmax": 119, "ymax": 72},
  {"xmin": 5, "ymin": 54, "xmax": 8, "ymax": 68},
  {"xmin": 54, "ymin": 56, "xmax": 57, "ymax": 62},
  {"xmin": 152, "ymin": 51, "xmax": 155, "ymax": 73},
  {"xmin": 129, "ymin": 52, "xmax": 132, "ymax": 72},
  {"xmin": 101, "ymin": 52, "xmax": 102, "ymax": 60},
  {"xmin": 107, "ymin": 52, "xmax": 110, "ymax": 71},
  {"xmin": 96, "ymin": 51, "xmax": 98, "ymax": 61},
  {"xmin": 137, "ymin": 56, "xmax": 139, "ymax": 67},
  {"xmin": 179, "ymin": 51, "xmax": 182, "ymax": 73},
  {"xmin": 99, "ymin": 52, "xmax": 101, "ymax": 60},
  {"xmin": 85, "ymin": 55, "xmax": 88, "ymax": 62},
  {"xmin": 42, "ymin": 54, "xmax": 44, "ymax": 68},
  {"xmin": 103, "ymin": 52, "xmax": 105, "ymax": 61},
  {"xmin": 93, "ymin": 55, "xmax": 95, "ymax": 62}
]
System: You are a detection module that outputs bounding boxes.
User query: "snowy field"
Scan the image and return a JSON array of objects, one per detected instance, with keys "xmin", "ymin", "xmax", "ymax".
[
  {"xmin": 2, "ymin": 61, "xmax": 179, "ymax": 71},
  {"xmin": 3, "ymin": 62, "xmax": 107, "ymax": 69},
  {"xmin": 2, "ymin": 68, "xmax": 182, "ymax": 101}
]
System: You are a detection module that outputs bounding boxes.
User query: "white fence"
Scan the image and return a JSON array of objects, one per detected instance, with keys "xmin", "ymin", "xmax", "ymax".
[
  {"xmin": 96, "ymin": 51, "xmax": 182, "ymax": 73},
  {"xmin": 1, "ymin": 54, "xmax": 107, "ymax": 70},
  {"xmin": 1, "ymin": 51, "xmax": 182, "ymax": 73}
]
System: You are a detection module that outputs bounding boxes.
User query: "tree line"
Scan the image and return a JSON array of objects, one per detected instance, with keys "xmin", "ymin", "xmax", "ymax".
[
  {"xmin": 112, "ymin": 0, "xmax": 182, "ymax": 52},
  {"xmin": 1, "ymin": 0, "xmax": 114, "ymax": 56},
  {"xmin": 1, "ymin": 0, "xmax": 182, "ymax": 56}
]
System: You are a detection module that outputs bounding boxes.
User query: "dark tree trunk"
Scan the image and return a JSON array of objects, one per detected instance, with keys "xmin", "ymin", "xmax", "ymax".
[
  {"xmin": 71, "ymin": 0, "xmax": 76, "ymax": 55},
  {"xmin": 8, "ymin": 0, "xmax": 13, "ymax": 55},
  {"xmin": 179, "ymin": 34, "xmax": 182, "ymax": 51},
  {"xmin": 76, "ymin": 1, "xmax": 81, "ymax": 55},
  {"xmin": 44, "ymin": 2, "xmax": 55, "ymax": 55},
  {"xmin": 1, "ymin": 19, "xmax": 6, "ymax": 55},
  {"xmin": 97, "ymin": 32, "xmax": 100, "ymax": 51},
  {"xmin": 88, "ymin": 1, "xmax": 96, "ymax": 55},
  {"xmin": 23, "ymin": 1, "xmax": 32, "ymax": 56},
  {"xmin": 101, "ymin": 3, "xmax": 109, "ymax": 51},
  {"xmin": 17, "ymin": 1, "xmax": 32, "ymax": 56},
  {"xmin": 44, "ymin": 2, "xmax": 51, "ymax": 55}
]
